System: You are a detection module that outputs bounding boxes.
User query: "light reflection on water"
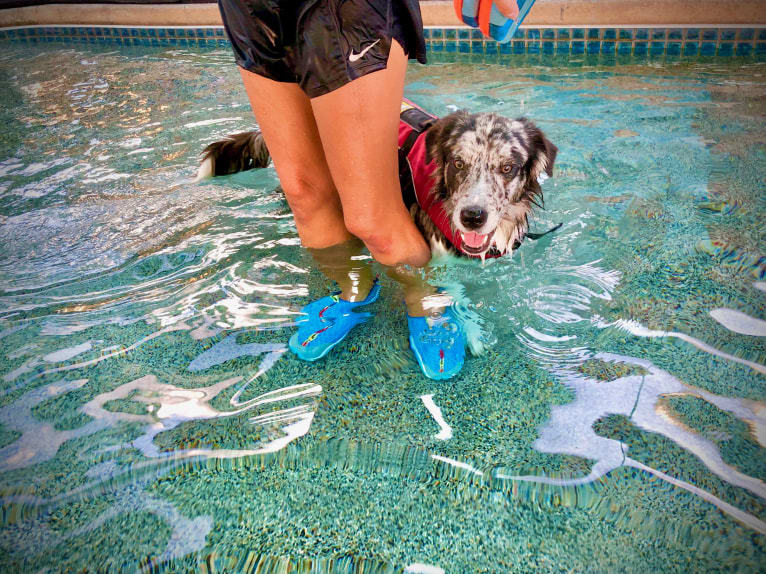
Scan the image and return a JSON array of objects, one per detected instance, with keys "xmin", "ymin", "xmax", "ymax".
[{"xmin": 0, "ymin": 44, "xmax": 764, "ymax": 571}]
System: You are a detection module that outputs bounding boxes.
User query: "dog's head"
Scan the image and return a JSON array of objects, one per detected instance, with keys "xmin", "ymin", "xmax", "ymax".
[{"xmin": 425, "ymin": 111, "xmax": 557, "ymax": 256}]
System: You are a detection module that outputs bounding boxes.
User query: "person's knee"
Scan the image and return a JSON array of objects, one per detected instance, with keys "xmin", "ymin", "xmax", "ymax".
[
  {"xmin": 345, "ymin": 208, "xmax": 431, "ymax": 266},
  {"xmin": 344, "ymin": 212, "xmax": 397, "ymax": 258},
  {"xmin": 279, "ymin": 170, "xmax": 337, "ymax": 223}
]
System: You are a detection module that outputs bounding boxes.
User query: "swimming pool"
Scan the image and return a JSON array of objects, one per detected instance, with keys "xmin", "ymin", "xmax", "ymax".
[{"xmin": 0, "ymin": 42, "xmax": 764, "ymax": 572}]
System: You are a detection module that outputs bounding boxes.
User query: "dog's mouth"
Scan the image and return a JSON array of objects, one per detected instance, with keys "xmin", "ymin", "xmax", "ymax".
[{"xmin": 458, "ymin": 230, "xmax": 495, "ymax": 255}]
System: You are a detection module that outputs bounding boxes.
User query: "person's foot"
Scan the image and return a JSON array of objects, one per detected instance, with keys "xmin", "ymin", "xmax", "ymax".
[
  {"xmin": 288, "ymin": 279, "xmax": 381, "ymax": 361},
  {"xmin": 408, "ymin": 306, "xmax": 466, "ymax": 379}
]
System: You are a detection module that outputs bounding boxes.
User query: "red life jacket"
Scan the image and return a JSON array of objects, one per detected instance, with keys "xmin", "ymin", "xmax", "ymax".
[{"xmin": 397, "ymin": 99, "xmax": 504, "ymax": 258}]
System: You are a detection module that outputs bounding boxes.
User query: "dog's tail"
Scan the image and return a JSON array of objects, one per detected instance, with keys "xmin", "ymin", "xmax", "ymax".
[{"xmin": 195, "ymin": 131, "xmax": 270, "ymax": 182}]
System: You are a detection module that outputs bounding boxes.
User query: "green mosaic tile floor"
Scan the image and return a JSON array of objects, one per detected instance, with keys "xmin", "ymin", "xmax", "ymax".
[{"xmin": 0, "ymin": 43, "xmax": 764, "ymax": 572}]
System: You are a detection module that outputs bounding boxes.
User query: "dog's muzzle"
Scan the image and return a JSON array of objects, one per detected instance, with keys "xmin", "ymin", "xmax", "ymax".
[
  {"xmin": 458, "ymin": 205, "xmax": 495, "ymax": 254},
  {"xmin": 460, "ymin": 205, "xmax": 488, "ymax": 230}
]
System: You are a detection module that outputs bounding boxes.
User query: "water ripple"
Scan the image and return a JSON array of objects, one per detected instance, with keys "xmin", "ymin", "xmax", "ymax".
[{"xmin": 1, "ymin": 43, "xmax": 764, "ymax": 571}]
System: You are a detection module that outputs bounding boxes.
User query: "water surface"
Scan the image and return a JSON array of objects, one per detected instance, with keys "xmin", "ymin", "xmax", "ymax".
[{"xmin": 0, "ymin": 44, "xmax": 764, "ymax": 572}]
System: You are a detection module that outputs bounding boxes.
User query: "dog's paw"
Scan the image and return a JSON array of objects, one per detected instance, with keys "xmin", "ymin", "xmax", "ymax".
[
  {"xmin": 462, "ymin": 312, "xmax": 495, "ymax": 356},
  {"xmin": 442, "ymin": 286, "xmax": 494, "ymax": 356}
]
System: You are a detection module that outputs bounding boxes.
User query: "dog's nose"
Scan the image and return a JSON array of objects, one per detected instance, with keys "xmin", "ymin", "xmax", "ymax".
[{"xmin": 460, "ymin": 206, "xmax": 488, "ymax": 229}]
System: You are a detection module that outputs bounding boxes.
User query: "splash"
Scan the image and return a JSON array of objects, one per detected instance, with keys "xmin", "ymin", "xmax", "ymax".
[
  {"xmin": 420, "ymin": 395, "xmax": 453, "ymax": 441},
  {"xmin": 709, "ymin": 308, "xmax": 766, "ymax": 337},
  {"xmin": 1, "ymin": 322, "xmax": 190, "ymax": 390},
  {"xmin": 607, "ymin": 318, "xmax": 766, "ymax": 375},
  {"xmin": 85, "ymin": 374, "xmax": 320, "ymax": 460},
  {"xmin": 187, "ymin": 333, "xmax": 285, "ymax": 373}
]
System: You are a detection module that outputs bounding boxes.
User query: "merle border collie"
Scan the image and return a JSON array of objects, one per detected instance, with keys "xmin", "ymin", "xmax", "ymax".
[{"xmin": 196, "ymin": 102, "xmax": 557, "ymax": 261}]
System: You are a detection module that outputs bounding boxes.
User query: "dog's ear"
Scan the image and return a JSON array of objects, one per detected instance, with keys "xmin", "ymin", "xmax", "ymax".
[
  {"xmin": 519, "ymin": 118, "xmax": 557, "ymax": 179},
  {"xmin": 537, "ymin": 135, "xmax": 558, "ymax": 178},
  {"xmin": 425, "ymin": 111, "xmax": 472, "ymax": 165}
]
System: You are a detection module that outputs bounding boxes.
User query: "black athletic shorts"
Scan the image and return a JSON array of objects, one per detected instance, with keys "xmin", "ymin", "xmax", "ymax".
[{"xmin": 217, "ymin": 0, "xmax": 427, "ymax": 98}]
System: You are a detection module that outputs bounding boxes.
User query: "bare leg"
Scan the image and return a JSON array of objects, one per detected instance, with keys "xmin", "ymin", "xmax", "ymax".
[
  {"xmin": 240, "ymin": 45, "xmax": 432, "ymax": 305},
  {"xmin": 238, "ymin": 68, "xmax": 351, "ymax": 249},
  {"xmin": 238, "ymin": 69, "xmax": 375, "ymax": 302},
  {"xmin": 386, "ymin": 265, "xmax": 450, "ymax": 317},
  {"xmin": 308, "ymin": 238, "xmax": 374, "ymax": 302},
  {"xmin": 311, "ymin": 40, "xmax": 431, "ymax": 268}
]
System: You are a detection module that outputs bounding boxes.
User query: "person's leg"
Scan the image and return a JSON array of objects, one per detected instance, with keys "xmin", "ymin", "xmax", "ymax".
[
  {"xmin": 238, "ymin": 68, "xmax": 374, "ymax": 301},
  {"xmin": 310, "ymin": 40, "xmax": 431, "ymax": 268},
  {"xmin": 386, "ymin": 265, "xmax": 445, "ymax": 316},
  {"xmin": 238, "ymin": 68, "xmax": 351, "ymax": 250},
  {"xmin": 307, "ymin": 238, "xmax": 374, "ymax": 303}
]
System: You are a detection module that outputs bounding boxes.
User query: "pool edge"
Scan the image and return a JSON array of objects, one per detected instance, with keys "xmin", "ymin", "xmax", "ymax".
[{"xmin": 1, "ymin": 1, "xmax": 765, "ymax": 29}]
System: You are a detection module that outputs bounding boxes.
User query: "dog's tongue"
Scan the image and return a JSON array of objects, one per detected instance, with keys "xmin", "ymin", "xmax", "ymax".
[{"xmin": 461, "ymin": 231, "xmax": 487, "ymax": 249}]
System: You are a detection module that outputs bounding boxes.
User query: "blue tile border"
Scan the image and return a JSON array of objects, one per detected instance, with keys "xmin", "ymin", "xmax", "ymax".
[
  {"xmin": 717, "ymin": 42, "xmax": 734, "ymax": 56},
  {"xmin": 702, "ymin": 29, "xmax": 718, "ymax": 41},
  {"xmin": 420, "ymin": 26, "xmax": 765, "ymax": 60},
  {"xmin": 736, "ymin": 42, "xmax": 752, "ymax": 56},
  {"xmin": 0, "ymin": 25, "xmax": 763, "ymax": 61}
]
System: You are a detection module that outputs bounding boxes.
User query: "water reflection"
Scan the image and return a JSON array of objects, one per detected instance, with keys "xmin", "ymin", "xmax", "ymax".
[
  {"xmin": 507, "ymin": 259, "xmax": 766, "ymax": 532},
  {"xmin": 1, "ymin": 355, "xmax": 318, "ymax": 469}
]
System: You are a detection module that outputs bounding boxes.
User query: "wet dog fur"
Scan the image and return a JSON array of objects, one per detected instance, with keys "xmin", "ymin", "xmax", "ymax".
[{"xmin": 196, "ymin": 111, "xmax": 557, "ymax": 259}]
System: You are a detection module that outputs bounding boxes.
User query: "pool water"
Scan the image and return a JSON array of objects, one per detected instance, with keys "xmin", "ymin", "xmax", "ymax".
[{"xmin": 0, "ymin": 44, "xmax": 764, "ymax": 572}]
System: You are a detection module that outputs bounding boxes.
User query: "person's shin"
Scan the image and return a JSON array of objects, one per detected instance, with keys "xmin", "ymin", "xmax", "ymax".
[{"xmin": 307, "ymin": 237, "xmax": 374, "ymax": 302}]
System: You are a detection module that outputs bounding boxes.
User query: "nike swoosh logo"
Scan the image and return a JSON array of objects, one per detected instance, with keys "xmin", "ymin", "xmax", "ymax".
[{"xmin": 348, "ymin": 39, "xmax": 380, "ymax": 62}]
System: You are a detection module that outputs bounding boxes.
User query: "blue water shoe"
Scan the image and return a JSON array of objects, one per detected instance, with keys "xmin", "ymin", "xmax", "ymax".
[
  {"xmin": 408, "ymin": 306, "xmax": 466, "ymax": 379},
  {"xmin": 288, "ymin": 280, "xmax": 381, "ymax": 361}
]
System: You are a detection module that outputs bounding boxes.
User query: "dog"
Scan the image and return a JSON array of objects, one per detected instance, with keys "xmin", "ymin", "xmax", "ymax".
[{"xmin": 196, "ymin": 100, "xmax": 557, "ymax": 261}]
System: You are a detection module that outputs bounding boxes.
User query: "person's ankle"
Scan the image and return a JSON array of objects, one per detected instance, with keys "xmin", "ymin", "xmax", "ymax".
[
  {"xmin": 405, "ymin": 291, "xmax": 451, "ymax": 318},
  {"xmin": 339, "ymin": 275, "xmax": 374, "ymax": 302},
  {"xmin": 307, "ymin": 238, "xmax": 374, "ymax": 303}
]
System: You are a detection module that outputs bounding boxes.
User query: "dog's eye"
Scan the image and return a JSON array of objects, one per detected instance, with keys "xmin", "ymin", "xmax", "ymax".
[
  {"xmin": 452, "ymin": 158, "xmax": 465, "ymax": 170},
  {"xmin": 502, "ymin": 163, "xmax": 514, "ymax": 175}
]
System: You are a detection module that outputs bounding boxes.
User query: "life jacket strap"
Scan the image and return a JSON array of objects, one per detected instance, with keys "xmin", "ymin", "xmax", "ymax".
[
  {"xmin": 525, "ymin": 222, "xmax": 563, "ymax": 240},
  {"xmin": 400, "ymin": 107, "xmax": 436, "ymax": 155},
  {"xmin": 399, "ymin": 148, "xmax": 418, "ymax": 212},
  {"xmin": 398, "ymin": 105, "xmax": 436, "ymax": 213}
]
